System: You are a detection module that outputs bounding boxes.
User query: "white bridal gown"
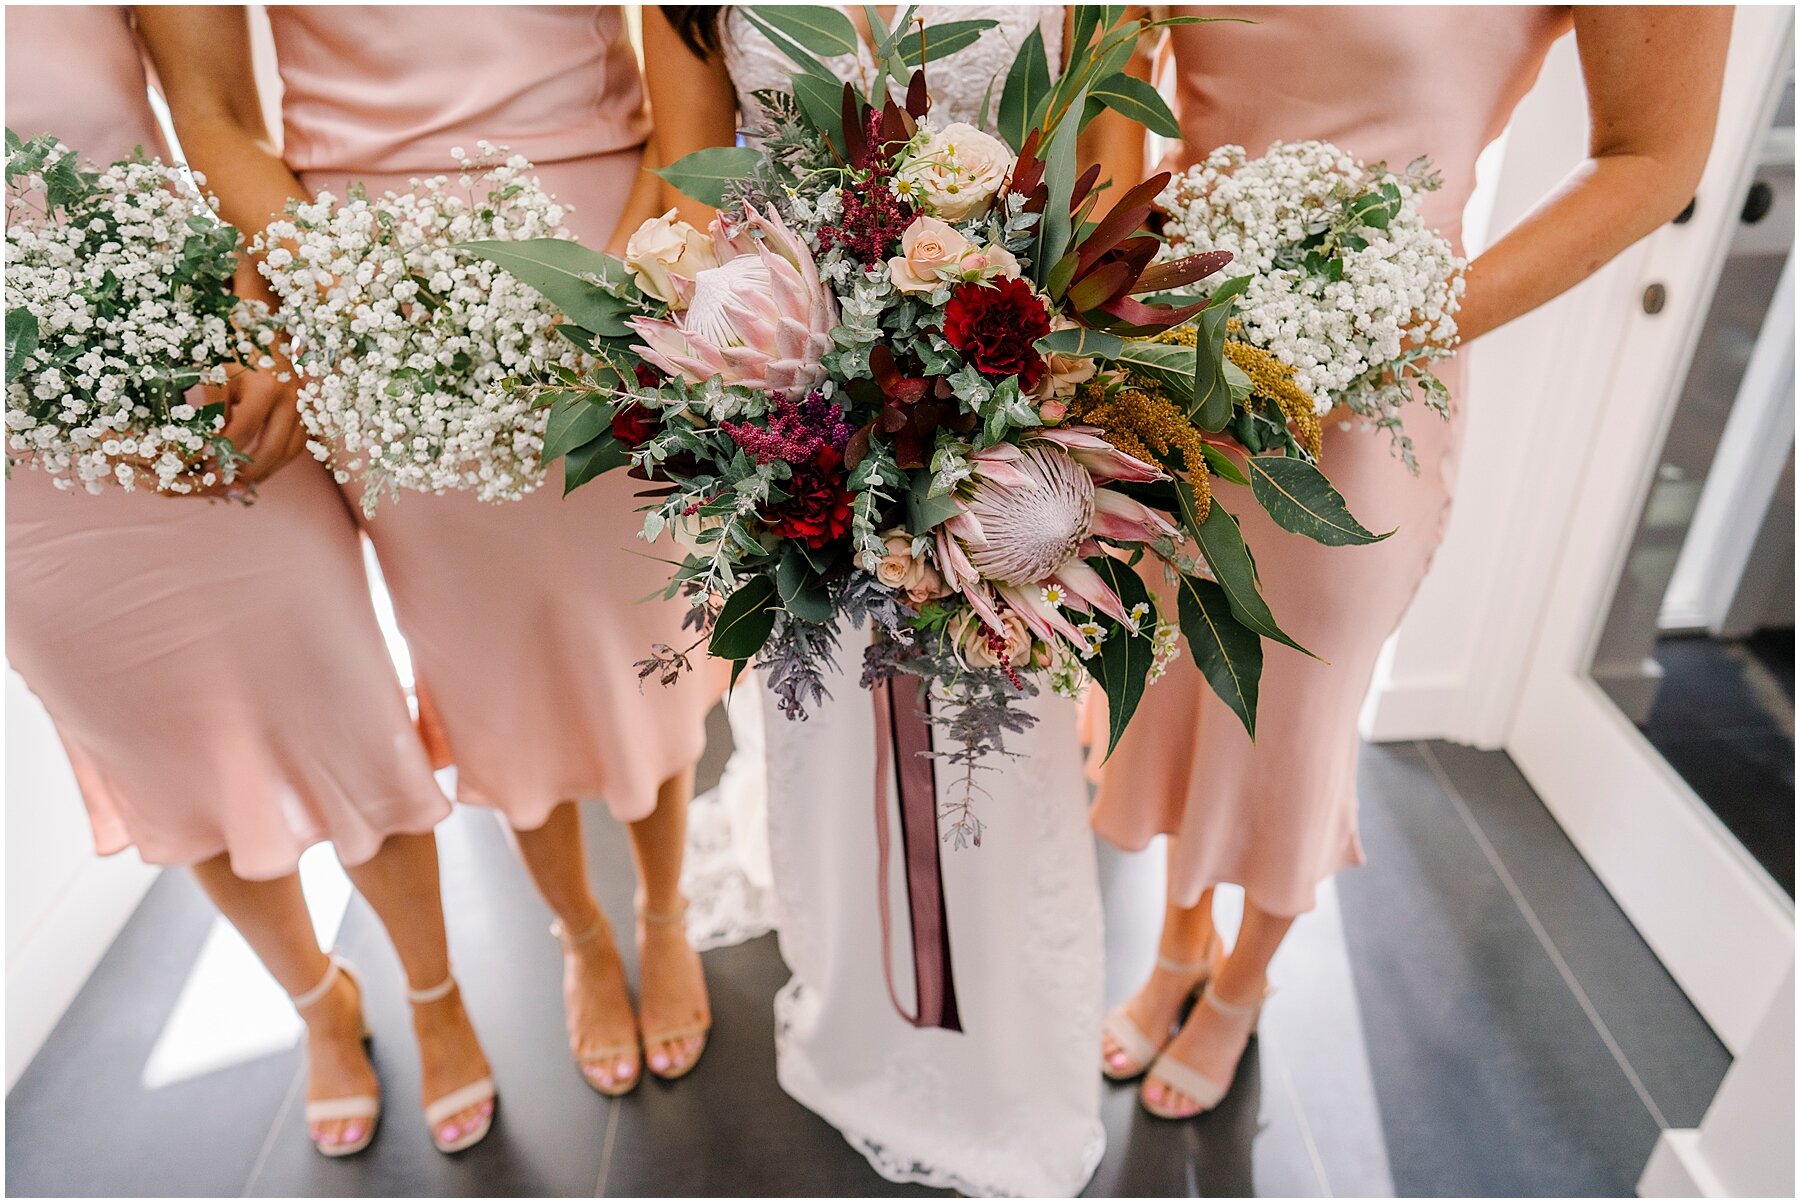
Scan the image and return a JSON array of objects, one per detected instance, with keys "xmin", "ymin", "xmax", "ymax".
[{"xmin": 680, "ymin": 7, "xmax": 1108, "ymax": 1196}]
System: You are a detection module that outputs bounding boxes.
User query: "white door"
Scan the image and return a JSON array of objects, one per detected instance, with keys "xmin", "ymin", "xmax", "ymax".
[{"xmin": 1504, "ymin": 9, "xmax": 1794, "ymax": 1197}]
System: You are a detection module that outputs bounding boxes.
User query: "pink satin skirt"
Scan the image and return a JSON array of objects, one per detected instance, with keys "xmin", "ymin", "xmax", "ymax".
[
  {"xmin": 298, "ymin": 150, "xmax": 724, "ymax": 829},
  {"xmin": 1088, "ymin": 362, "xmax": 1468, "ymax": 916},
  {"xmin": 6, "ymin": 460, "xmax": 451, "ymax": 879}
]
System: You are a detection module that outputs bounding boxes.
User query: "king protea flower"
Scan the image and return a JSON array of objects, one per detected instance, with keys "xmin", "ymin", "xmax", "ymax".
[
  {"xmin": 934, "ymin": 428, "xmax": 1175, "ymax": 652},
  {"xmin": 629, "ymin": 206, "xmax": 837, "ymax": 394}
]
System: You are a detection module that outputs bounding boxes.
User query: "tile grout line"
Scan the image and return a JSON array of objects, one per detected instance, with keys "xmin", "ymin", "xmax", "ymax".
[
  {"xmin": 591, "ymin": 1097, "xmax": 621, "ymax": 1197},
  {"xmin": 1264, "ymin": 1036, "xmax": 1335, "ymax": 1197},
  {"xmin": 241, "ymin": 1059, "xmax": 308, "ymax": 1196},
  {"xmin": 1415, "ymin": 741, "xmax": 1672, "ymax": 1131}
]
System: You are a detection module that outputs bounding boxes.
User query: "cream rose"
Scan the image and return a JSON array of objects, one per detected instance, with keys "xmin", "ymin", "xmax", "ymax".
[
  {"xmin": 624, "ymin": 209, "xmax": 718, "ymax": 308},
  {"xmin": 886, "ymin": 217, "xmax": 972, "ymax": 294},
  {"xmin": 952, "ymin": 607, "xmax": 1033, "ymax": 670},
  {"xmin": 874, "ymin": 530, "xmax": 949, "ymax": 606},
  {"xmin": 1035, "ymin": 317, "xmax": 1098, "ymax": 402},
  {"xmin": 896, "ymin": 123, "xmax": 1014, "ymax": 221}
]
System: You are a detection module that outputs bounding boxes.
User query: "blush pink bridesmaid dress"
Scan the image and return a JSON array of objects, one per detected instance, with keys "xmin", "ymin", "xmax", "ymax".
[
  {"xmin": 1089, "ymin": 6, "xmax": 1571, "ymax": 916},
  {"xmin": 5, "ymin": 5, "xmax": 451, "ymax": 879},
  {"xmin": 264, "ymin": 6, "xmax": 720, "ymax": 828}
]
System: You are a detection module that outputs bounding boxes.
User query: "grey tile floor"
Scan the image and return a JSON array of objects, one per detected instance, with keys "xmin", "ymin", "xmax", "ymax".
[{"xmin": 7, "ymin": 735, "xmax": 1728, "ymax": 1197}]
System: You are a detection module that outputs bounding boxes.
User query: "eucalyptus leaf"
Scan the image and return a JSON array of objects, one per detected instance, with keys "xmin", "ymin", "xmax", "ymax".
[
  {"xmin": 542, "ymin": 392, "xmax": 614, "ymax": 463},
  {"xmin": 1175, "ymin": 574, "xmax": 1262, "ymax": 737},
  {"xmin": 1088, "ymin": 72, "xmax": 1182, "ymax": 138},
  {"xmin": 560, "ymin": 432, "xmax": 630, "ymax": 495},
  {"xmin": 996, "ymin": 25, "xmax": 1051, "ymax": 152},
  {"xmin": 1084, "ymin": 556, "xmax": 1155, "ymax": 757},
  {"xmin": 898, "ymin": 19, "xmax": 999, "ymax": 65},
  {"xmin": 709, "ymin": 575, "xmax": 780, "ymax": 660},
  {"xmin": 1247, "ymin": 455, "xmax": 1391, "ymax": 546},
  {"xmin": 655, "ymin": 146, "xmax": 762, "ymax": 208},
  {"xmin": 1199, "ymin": 442, "xmax": 1250, "ymax": 486},
  {"xmin": 906, "ymin": 470, "xmax": 964, "ymax": 532},
  {"xmin": 1188, "ymin": 491, "xmax": 1312, "ymax": 657},
  {"xmin": 744, "ymin": 4, "xmax": 861, "ymax": 55},
  {"xmin": 1192, "ymin": 274, "xmax": 1252, "ymax": 429},
  {"xmin": 791, "ymin": 71, "xmax": 849, "ymax": 153},
  {"xmin": 1030, "ymin": 84, "xmax": 1085, "ymax": 284},
  {"xmin": 461, "ymin": 238, "xmax": 635, "ymax": 337},
  {"xmin": 740, "ymin": 8, "xmax": 850, "ymax": 85}
]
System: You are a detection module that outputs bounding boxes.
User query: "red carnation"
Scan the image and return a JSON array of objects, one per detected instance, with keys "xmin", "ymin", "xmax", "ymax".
[
  {"xmin": 764, "ymin": 447, "xmax": 854, "ymax": 548},
  {"xmin": 611, "ymin": 401, "xmax": 658, "ymax": 449},
  {"xmin": 943, "ymin": 277, "xmax": 1052, "ymax": 392}
]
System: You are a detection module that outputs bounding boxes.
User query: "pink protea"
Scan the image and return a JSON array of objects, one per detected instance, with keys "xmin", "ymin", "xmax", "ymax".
[
  {"xmin": 934, "ymin": 431, "xmax": 1175, "ymax": 652},
  {"xmin": 629, "ymin": 206, "xmax": 837, "ymax": 394}
]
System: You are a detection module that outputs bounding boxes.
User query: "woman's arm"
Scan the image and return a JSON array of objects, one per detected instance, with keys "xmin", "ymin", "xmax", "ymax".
[
  {"xmin": 640, "ymin": 8, "xmax": 740, "ymax": 228},
  {"xmin": 1073, "ymin": 7, "xmax": 1155, "ymax": 203},
  {"xmin": 134, "ymin": 5, "xmax": 312, "ymax": 484},
  {"xmin": 1456, "ymin": 6, "xmax": 1733, "ymax": 344}
]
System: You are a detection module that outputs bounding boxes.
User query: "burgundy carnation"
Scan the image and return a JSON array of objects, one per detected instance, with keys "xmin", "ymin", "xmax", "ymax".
[
  {"xmin": 610, "ymin": 401, "xmax": 658, "ymax": 449},
  {"xmin": 764, "ymin": 447, "xmax": 854, "ymax": 549},
  {"xmin": 943, "ymin": 277, "xmax": 1052, "ymax": 391}
]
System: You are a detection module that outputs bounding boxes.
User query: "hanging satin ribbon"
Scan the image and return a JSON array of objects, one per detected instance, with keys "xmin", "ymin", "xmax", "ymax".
[{"xmin": 871, "ymin": 674, "xmax": 962, "ymax": 1033}]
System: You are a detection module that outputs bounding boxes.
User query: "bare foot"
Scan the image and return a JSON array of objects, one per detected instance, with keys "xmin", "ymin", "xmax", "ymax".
[
  {"xmin": 410, "ymin": 984, "xmax": 494, "ymax": 1150},
  {"xmin": 558, "ymin": 916, "xmax": 641, "ymax": 1094},
  {"xmin": 1101, "ymin": 938, "xmax": 1218, "ymax": 1077},
  {"xmin": 301, "ymin": 969, "xmax": 380, "ymax": 1154},
  {"xmin": 637, "ymin": 908, "xmax": 709, "ymax": 1079},
  {"xmin": 1141, "ymin": 977, "xmax": 1264, "ymax": 1118}
]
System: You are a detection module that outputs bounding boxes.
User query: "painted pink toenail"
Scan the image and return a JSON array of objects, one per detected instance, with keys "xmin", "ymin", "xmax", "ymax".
[
  {"xmin": 438, "ymin": 1122, "xmax": 461, "ymax": 1142},
  {"xmin": 614, "ymin": 1058, "xmax": 632, "ymax": 1076},
  {"xmin": 649, "ymin": 1051, "xmax": 670, "ymax": 1071},
  {"xmin": 343, "ymin": 1123, "xmax": 366, "ymax": 1142}
]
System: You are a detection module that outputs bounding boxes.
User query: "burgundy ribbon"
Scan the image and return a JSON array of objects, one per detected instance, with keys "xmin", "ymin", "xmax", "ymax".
[{"xmin": 871, "ymin": 675, "xmax": 963, "ymax": 1033}]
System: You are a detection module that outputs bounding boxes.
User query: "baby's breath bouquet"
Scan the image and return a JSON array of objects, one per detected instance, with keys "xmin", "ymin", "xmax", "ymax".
[
  {"xmin": 1158, "ymin": 140, "xmax": 1466, "ymax": 470},
  {"xmin": 4, "ymin": 130, "xmax": 271, "ymax": 494},
  {"xmin": 256, "ymin": 146, "xmax": 586, "ymax": 512}
]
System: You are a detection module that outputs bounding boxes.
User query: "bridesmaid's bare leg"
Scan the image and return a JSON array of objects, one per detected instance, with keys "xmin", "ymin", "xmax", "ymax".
[
  {"xmin": 510, "ymin": 802, "xmax": 640, "ymax": 1091},
  {"xmin": 628, "ymin": 767, "xmax": 710, "ymax": 1077},
  {"xmin": 189, "ymin": 855, "xmax": 375, "ymax": 1151},
  {"xmin": 342, "ymin": 832, "xmax": 494, "ymax": 1146},
  {"xmin": 1142, "ymin": 897, "xmax": 1293, "ymax": 1116},
  {"xmin": 1100, "ymin": 843, "xmax": 1221, "ymax": 1074}
]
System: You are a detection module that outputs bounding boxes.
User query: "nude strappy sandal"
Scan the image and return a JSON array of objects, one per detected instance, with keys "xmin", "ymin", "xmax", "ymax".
[
  {"xmin": 1101, "ymin": 940, "xmax": 1220, "ymax": 1081},
  {"xmin": 637, "ymin": 903, "xmax": 710, "ymax": 1081},
  {"xmin": 292, "ymin": 955, "xmax": 379, "ymax": 1158},
  {"xmin": 406, "ymin": 975, "xmax": 497, "ymax": 1154},
  {"xmin": 551, "ymin": 916, "xmax": 642, "ymax": 1097},
  {"xmin": 1140, "ymin": 981, "xmax": 1272, "ymax": 1120}
]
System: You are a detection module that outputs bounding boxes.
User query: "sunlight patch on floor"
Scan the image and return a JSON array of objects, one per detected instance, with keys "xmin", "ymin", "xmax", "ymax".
[{"xmin": 139, "ymin": 846, "xmax": 352, "ymax": 1091}]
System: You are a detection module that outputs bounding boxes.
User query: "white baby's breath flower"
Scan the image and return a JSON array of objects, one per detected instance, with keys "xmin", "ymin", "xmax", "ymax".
[{"xmin": 257, "ymin": 151, "xmax": 585, "ymax": 510}]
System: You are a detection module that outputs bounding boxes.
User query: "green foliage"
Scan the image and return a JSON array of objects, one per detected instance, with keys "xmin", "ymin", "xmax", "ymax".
[
  {"xmin": 461, "ymin": 238, "xmax": 637, "ymax": 337},
  {"xmin": 709, "ymin": 575, "xmax": 781, "ymax": 660},
  {"xmin": 996, "ymin": 26, "xmax": 1052, "ymax": 152},
  {"xmin": 1083, "ymin": 556, "xmax": 1155, "ymax": 757},
  {"xmin": 654, "ymin": 147, "xmax": 763, "ymax": 208},
  {"xmin": 1175, "ymin": 574, "xmax": 1263, "ymax": 737},
  {"xmin": 1246, "ymin": 455, "xmax": 1391, "ymax": 546}
]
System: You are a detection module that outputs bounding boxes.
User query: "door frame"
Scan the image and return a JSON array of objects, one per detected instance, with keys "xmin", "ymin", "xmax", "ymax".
[{"xmin": 1507, "ymin": 9, "xmax": 1793, "ymax": 1058}]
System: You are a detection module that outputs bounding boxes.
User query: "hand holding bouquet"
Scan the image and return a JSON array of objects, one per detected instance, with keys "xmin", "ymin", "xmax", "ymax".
[{"xmin": 5, "ymin": 130, "xmax": 272, "ymax": 495}]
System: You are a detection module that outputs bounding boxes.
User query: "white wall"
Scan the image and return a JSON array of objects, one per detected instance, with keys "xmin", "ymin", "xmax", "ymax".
[{"xmin": 5, "ymin": 669, "xmax": 158, "ymax": 1088}]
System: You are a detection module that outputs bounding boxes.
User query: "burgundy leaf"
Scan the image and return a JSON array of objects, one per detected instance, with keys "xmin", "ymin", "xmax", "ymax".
[
  {"xmin": 842, "ymin": 84, "xmax": 867, "ymax": 163},
  {"xmin": 1065, "ymin": 260, "xmax": 1136, "ymax": 312},
  {"xmin": 1133, "ymin": 250, "xmax": 1235, "ymax": 295},
  {"xmin": 906, "ymin": 70, "xmax": 929, "ymax": 118}
]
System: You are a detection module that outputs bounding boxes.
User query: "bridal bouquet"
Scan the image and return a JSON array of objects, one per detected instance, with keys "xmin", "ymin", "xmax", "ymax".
[
  {"xmin": 4, "ymin": 130, "xmax": 271, "ymax": 494},
  {"xmin": 476, "ymin": 8, "xmax": 1385, "ymax": 808},
  {"xmin": 1158, "ymin": 141, "xmax": 1466, "ymax": 470},
  {"xmin": 256, "ymin": 146, "xmax": 585, "ymax": 511}
]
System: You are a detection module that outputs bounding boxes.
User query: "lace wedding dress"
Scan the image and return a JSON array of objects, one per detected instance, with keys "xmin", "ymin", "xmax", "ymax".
[{"xmin": 678, "ymin": 7, "xmax": 1107, "ymax": 1196}]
